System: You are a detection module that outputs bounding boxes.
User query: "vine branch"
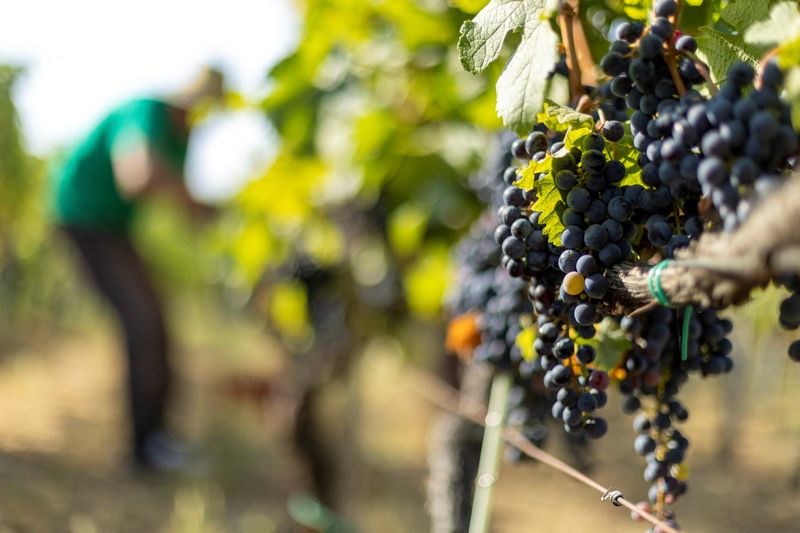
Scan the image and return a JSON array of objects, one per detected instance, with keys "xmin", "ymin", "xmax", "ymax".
[
  {"xmin": 600, "ymin": 173, "xmax": 800, "ymax": 314},
  {"xmin": 559, "ymin": 0, "xmax": 585, "ymax": 105},
  {"xmin": 664, "ymin": 6, "xmax": 687, "ymax": 97}
]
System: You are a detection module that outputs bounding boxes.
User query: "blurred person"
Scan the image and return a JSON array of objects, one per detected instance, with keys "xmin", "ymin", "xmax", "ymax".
[{"xmin": 50, "ymin": 67, "xmax": 224, "ymax": 473}]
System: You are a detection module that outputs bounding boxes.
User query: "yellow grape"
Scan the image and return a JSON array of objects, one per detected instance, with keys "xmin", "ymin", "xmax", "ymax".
[{"xmin": 563, "ymin": 271, "xmax": 585, "ymax": 295}]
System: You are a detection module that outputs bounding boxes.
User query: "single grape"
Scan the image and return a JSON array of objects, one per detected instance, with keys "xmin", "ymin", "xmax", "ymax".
[
  {"xmin": 567, "ymin": 187, "xmax": 591, "ymax": 212},
  {"xmin": 562, "ymin": 271, "xmax": 585, "ymax": 296},
  {"xmin": 584, "ymin": 273, "xmax": 609, "ymax": 299},
  {"xmin": 602, "ymin": 120, "xmax": 625, "ymax": 142}
]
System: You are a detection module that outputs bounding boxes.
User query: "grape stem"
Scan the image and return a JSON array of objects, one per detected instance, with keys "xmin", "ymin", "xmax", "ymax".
[
  {"xmin": 559, "ymin": 0, "xmax": 585, "ymax": 106},
  {"xmin": 662, "ymin": 0, "xmax": 687, "ymax": 97},
  {"xmin": 684, "ymin": 51, "xmax": 719, "ymax": 95},
  {"xmin": 596, "ymin": 107, "xmax": 608, "ymax": 130}
]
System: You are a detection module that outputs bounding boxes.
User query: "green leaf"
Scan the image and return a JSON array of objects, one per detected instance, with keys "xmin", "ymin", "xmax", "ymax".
[
  {"xmin": 611, "ymin": 0, "xmax": 650, "ymax": 21},
  {"xmin": 745, "ymin": 1, "xmax": 800, "ymax": 46},
  {"xmin": 495, "ymin": 16, "xmax": 560, "ymax": 130},
  {"xmin": 515, "ymin": 156, "xmax": 550, "ymax": 190},
  {"xmin": 458, "ymin": 0, "xmax": 559, "ymax": 131},
  {"xmin": 696, "ymin": 26, "xmax": 764, "ymax": 83},
  {"xmin": 532, "ymin": 172, "xmax": 565, "ymax": 246},
  {"xmin": 458, "ymin": 0, "xmax": 529, "ymax": 73},
  {"xmin": 719, "ymin": 0, "xmax": 773, "ymax": 32},
  {"xmin": 576, "ymin": 318, "xmax": 632, "ymax": 373},
  {"xmin": 608, "ymin": 131, "xmax": 645, "ymax": 187},
  {"xmin": 564, "ymin": 125, "xmax": 594, "ymax": 150},
  {"xmin": 536, "ymin": 100, "xmax": 594, "ymax": 132}
]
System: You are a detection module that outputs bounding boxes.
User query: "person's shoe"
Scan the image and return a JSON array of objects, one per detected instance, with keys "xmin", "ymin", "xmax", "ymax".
[{"xmin": 134, "ymin": 432, "xmax": 208, "ymax": 477}]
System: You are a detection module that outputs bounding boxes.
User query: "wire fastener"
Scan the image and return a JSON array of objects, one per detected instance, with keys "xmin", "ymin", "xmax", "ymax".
[{"xmin": 601, "ymin": 488, "xmax": 624, "ymax": 507}]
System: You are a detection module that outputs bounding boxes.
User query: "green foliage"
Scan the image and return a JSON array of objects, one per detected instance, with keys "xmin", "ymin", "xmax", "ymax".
[
  {"xmin": 575, "ymin": 318, "xmax": 632, "ymax": 373},
  {"xmin": 695, "ymin": 0, "xmax": 776, "ymax": 84},
  {"xmin": 227, "ymin": 0, "xmax": 500, "ymax": 323},
  {"xmin": 744, "ymin": 1, "xmax": 800, "ymax": 129},
  {"xmin": 0, "ymin": 66, "xmax": 45, "ymax": 266},
  {"xmin": 536, "ymin": 100, "xmax": 594, "ymax": 132},
  {"xmin": 720, "ymin": 0, "xmax": 774, "ymax": 31},
  {"xmin": 609, "ymin": 0, "xmax": 651, "ymax": 21},
  {"xmin": 0, "ymin": 65, "xmax": 101, "ymax": 345},
  {"xmin": 531, "ymin": 172, "xmax": 565, "ymax": 246},
  {"xmin": 744, "ymin": 1, "xmax": 800, "ymax": 45},
  {"xmin": 458, "ymin": 0, "xmax": 559, "ymax": 132},
  {"xmin": 612, "ymin": 133, "xmax": 645, "ymax": 187},
  {"xmin": 695, "ymin": 28, "xmax": 763, "ymax": 83}
]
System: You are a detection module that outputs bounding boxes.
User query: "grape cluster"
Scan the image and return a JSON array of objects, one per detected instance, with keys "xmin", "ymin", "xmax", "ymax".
[
  {"xmin": 634, "ymin": 60, "xmax": 797, "ymax": 232},
  {"xmin": 495, "ymin": 130, "xmax": 557, "ymax": 280},
  {"xmin": 689, "ymin": 62, "xmax": 797, "ymax": 229},
  {"xmin": 454, "ymin": 1, "xmax": 800, "ymax": 528},
  {"xmin": 448, "ymin": 145, "xmax": 559, "ymax": 457}
]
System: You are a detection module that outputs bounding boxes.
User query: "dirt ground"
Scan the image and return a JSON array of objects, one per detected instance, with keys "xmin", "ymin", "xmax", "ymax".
[{"xmin": 0, "ymin": 302, "xmax": 799, "ymax": 533}]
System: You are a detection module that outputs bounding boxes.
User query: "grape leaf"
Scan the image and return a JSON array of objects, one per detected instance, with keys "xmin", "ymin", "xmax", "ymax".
[
  {"xmin": 608, "ymin": 132, "xmax": 645, "ymax": 187},
  {"xmin": 575, "ymin": 318, "xmax": 632, "ymax": 372},
  {"xmin": 719, "ymin": 0, "xmax": 773, "ymax": 31},
  {"xmin": 744, "ymin": 1, "xmax": 800, "ymax": 46},
  {"xmin": 696, "ymin": 26, "xmax": 764, "ymax": 83},
  {"xmin": 516, "ymin": 324, "xmax": 538, "ymax": 361},
  {"xmin": 532, "ymin": 172, "xmax": 566, "ymax": 246},
  {"xmin": 536, "ymin": 100, "xmax": 594, "ymax": 132},
  {"xmin": 459, "ymin": 0, "xmax": 529, "ymax": 73},
  {"xmin": 617, "ymin": 0, "xmax": 649, "ymax": 21},
  {"xmin": 515, "ymin": 156, "xmax": 551, "ymax": 190},
  {"xmin": 564, "ymin": 125, "xmax": 594, "ymax": 148},
  {"xmin": 459, "ymin": 0, "xmax": 559, "ymax": 132}
]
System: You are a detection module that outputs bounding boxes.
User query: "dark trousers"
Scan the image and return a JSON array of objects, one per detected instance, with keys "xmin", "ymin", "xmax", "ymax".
[{"xmin": 63, "ymin": 225, "xmax": 171, "ymax": 460}]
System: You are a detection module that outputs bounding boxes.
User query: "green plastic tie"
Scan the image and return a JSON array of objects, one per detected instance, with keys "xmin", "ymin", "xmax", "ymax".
[
  {"xmin": 647, "ymin": 259, "xmax": 674, "ymax": 307},
  {"xmin": 681, "ymin": 306, "xmax": 693, "ymax": 362}
]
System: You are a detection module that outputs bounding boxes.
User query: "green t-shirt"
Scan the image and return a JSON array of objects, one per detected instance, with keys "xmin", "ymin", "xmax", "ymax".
[{"xmin": 51, "ymin": 98, "xmax": 189, "ymax": 231}]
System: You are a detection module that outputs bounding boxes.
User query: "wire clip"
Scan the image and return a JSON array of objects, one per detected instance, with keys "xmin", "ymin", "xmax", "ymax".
[{"xmin": 601, "ymin": 488, "xmax": 624, "ymax": 507}]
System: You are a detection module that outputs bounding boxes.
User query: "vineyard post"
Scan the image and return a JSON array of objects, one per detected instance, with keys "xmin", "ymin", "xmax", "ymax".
[{"xmin": 468, "ymin": 371, "xmax": 512, "ymax": 533}]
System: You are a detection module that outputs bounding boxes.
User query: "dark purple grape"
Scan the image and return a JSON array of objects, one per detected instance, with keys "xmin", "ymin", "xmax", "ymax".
[{"xmin": 602, "ymin": 120, "xmax": 625, "ymax": 142}]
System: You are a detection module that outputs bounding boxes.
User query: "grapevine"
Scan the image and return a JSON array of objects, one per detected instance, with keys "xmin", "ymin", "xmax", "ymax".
[{"xmin": 448, "ymin": 0, "xmax": 800, "ymax": 531}]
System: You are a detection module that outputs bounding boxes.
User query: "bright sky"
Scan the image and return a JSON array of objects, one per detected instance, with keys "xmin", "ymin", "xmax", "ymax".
[{"xmin": 1, "ymin": 0, "xmax": 299, "ymax": 200}]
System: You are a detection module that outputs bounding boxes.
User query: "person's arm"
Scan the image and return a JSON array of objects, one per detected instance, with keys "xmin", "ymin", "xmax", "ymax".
[{"xmin": 112, "ymin": 140, "xmax": 215, "ymax": 218}]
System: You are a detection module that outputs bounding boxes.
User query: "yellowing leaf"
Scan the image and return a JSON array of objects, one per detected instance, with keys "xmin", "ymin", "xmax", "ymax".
[
  {"xmin": 537, "ymin": 100, "xmax": 594, "ymax": 132},
  {"xmin": 267, "ymin": 281, "xmax": 312, "ymax": 342},
  {"xmin": 532, "ymin": 173, "xmax": 566, "ymax": 246},
  {"xmin": 231, "ymin": 221, "xmax": 276, "ymax": 285},
  {"xmin": 515, "ymin": 325, "xmax": 538, "ymax": 361},
  {"xmin": 388, "ymin": 204, "xmax": 429, "ymax": 258},
  {"xmin": 515, "ymin": 157, "xmax": 547, "ymax": 190},
  {"xmin": 303, "ymin": 220, "xmax": 345, "ymax": 266}
]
